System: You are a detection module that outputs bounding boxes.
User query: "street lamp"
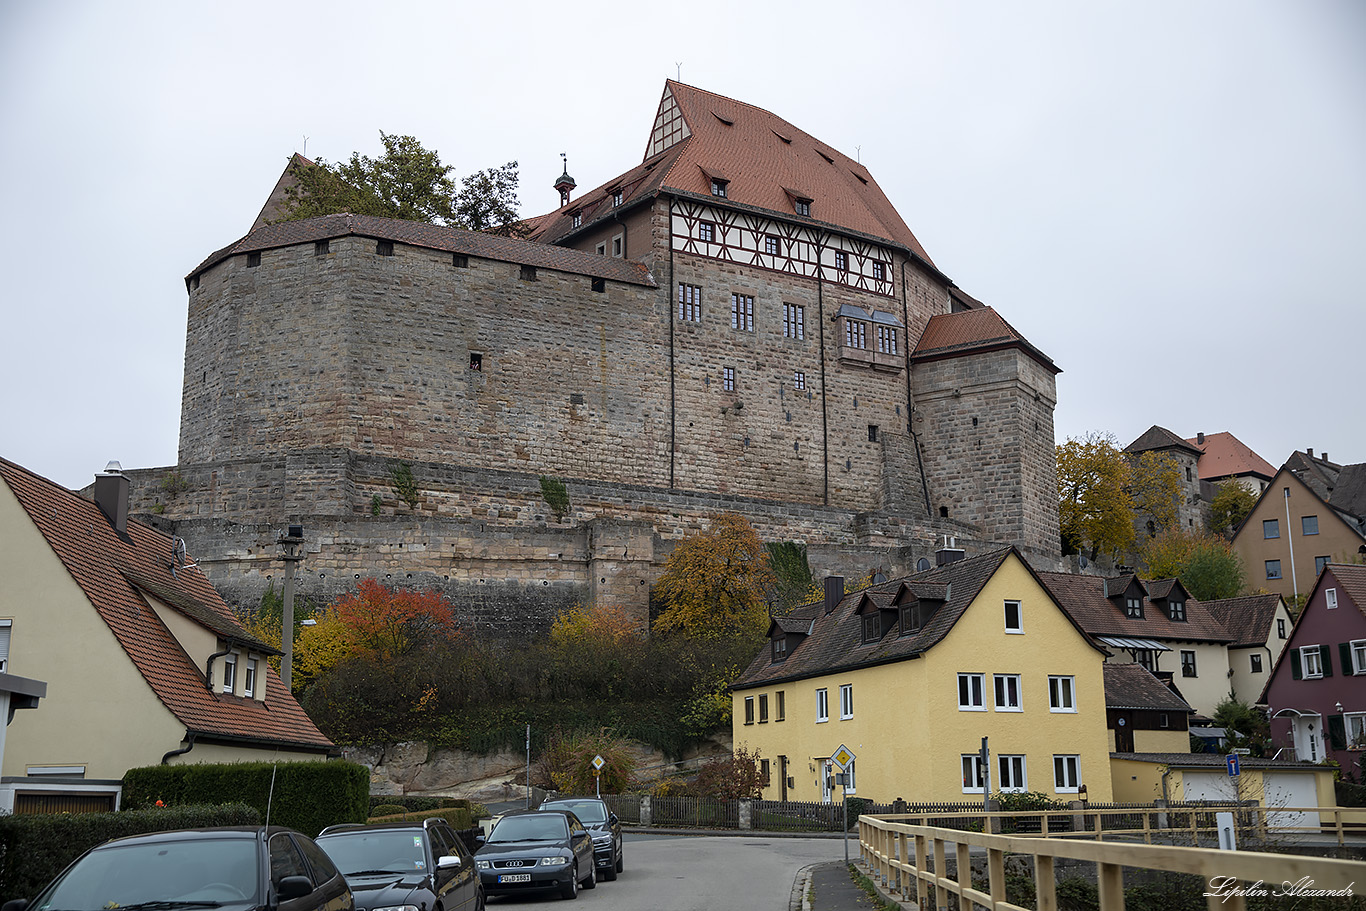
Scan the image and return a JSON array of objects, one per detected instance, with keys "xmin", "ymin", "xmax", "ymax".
[{"xmin": 278, "ymin": 524, "xmax": 305, "ymax": 691}]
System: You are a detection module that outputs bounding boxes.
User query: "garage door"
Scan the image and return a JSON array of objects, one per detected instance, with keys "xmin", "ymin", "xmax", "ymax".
[
  {"xmin": 1181, "ymin": 770, "xmax": 1238, "ymax": 803},
  {"xmin": 1263, "ymin": 772, "xmax": 1317, "ymax": 832}
]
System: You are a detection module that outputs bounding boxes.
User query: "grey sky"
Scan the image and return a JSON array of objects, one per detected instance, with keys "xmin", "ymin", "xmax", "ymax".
[{"xmin": 2, "ymin": 0, "xmax": 1362, "ymax": 491}]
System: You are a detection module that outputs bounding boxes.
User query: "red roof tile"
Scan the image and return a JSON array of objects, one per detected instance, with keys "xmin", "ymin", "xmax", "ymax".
[
  {"xmin": 911, "ymin": 308, "xmax": 1059, "ymax": 373},
  {"xmin": 1184, "ymin": 432, "xmax": 1275, "ymax": 482},
  {"xmin": 0, "ymin": 457, "xmax": 333, "ymax": 752},
  {"xmin": 1104, "ymin": 664, "xmax": 1193, "ymax": 712},
  {"xmin": 1036, "ymin": 570, "xmax": 1233, "ymax": 644}
]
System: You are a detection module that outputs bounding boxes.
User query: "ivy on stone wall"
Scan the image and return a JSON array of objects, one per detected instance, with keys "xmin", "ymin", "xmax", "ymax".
[
  {"xmin": 540, "ymin": 476, "xmax": 570, "ymax": 522},
  {"xmin": 390, "ymin": 461, "xmax": 420, "ymax": 510}
]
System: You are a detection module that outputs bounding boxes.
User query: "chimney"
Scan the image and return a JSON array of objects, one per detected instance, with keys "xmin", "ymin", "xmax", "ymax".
[
  {"xmin": 1307, "ymin": 448, "xmax": 1314, "ymax": 459},
  {"xmin": 94, "ymin": 461, "xmax": 129, "ymax": 535},
  {"xmin": 823, "ymin": 576, "xmax": 844, "ymax": 615},
  {"xmin": 936, "ymin": 535, "xmax": 966, "ymax": 566},
  {"xmin": 1196, "ymin": 432, "xmax": 1205, "ymax": 445},
  {"xmin": 1322, "ymin": 452, "xmax": 1328, "ymax": 463}
]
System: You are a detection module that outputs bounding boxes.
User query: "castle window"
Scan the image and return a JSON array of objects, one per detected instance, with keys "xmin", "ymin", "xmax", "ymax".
[
  {"xmin": 872, "ymin": 261, "xmax": 886, "ymax": 281},
  {"xmin": 314, "ymin": 241, "xmax": 329, "ymax": 256},
  {"xmin": 246, "ymin": 252, "xmax": 261, "ymax": 268},
  {"xmin": 591, "ymin": 277, "xmax": 606, "ymax": 293},
  {"xmin": 469, "ymin": 353, "xmax": 483, "ymax": 371},
  {"xmin": 452, "ymin": 253, "xmax": 468, "ymax": 268},
  {"xmin": 596, "ymin": 242, "xmax": 606, "ymax": 255},
  {"xmin": 571, "ymin": 213, "xmax": 581, "ymax": 229},
  {"xmin": 678, "ymin": 283, "xmax": 702, "ymax": 322},
  {"xmin": 710, "ymin": 178, "xmax": 728, "ymax": 198},
  {"xmin": 794, "ymin": 198, "xmax": 811, "ymax": 217},
  {"xmin": 612, "ymin": 190, "xmax": 623, "ymax": 206},
  {"xmin": 520, "ymin": 264, "xmax": 537, "ymax": 281},
  {"xmin": 793, "ymin": 371, "xmax": 806, "ymax": 390},
  {"xmin": 731, "ymin": 293, "xmax": 754, "ymax": 332},
  {"xmin": 765, "ymin": 235, "xmax": 780, "ymax": 255},
  {"xmin": 834, "ymin": 251, "xmax": 848, "ymax": 272},
  {"xmin": 699, "ymin": 222, "xmax": 716, "ymax": 243},
  {"xmin": 868, "ymin": 425, "xmax": 879, "ymax": 443},
  {"xmin": 783, "ymin": 303, "xmax": 804, "ymax": 339},
  {"xmin": 723, "ymin": 366, "xmax": 735, "ymax": 391},
  {"xmin": 877, "ymin": 326, "xmax": 898, "ymax": 355},
  {"xmin": 376, "ymin": 241, "xmax": 394, "ymax": 256},
  {"xmin": 612, "ymin": 234, "xmax": 623, "ymax": 257},
  {"xmin": 845, "ymin": 320, "xmax": 866, "ymax": 349}
]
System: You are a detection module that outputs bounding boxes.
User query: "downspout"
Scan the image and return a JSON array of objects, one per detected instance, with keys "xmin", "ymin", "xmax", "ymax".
[
  {"xmin": 162, "ymin": 730, "xmax": 197, "ymax": 764},
  {"xmin": 902, "ymin": 258, "xmax": 932, "ymax": 516},
  {"xmin": 205, "ymin": 644, "xmax": 232, "ymax": 692},
  {"xmin": 668, "ymin": 196, "xmax": 676, "ymax": 489},
  {"xmin": 816, "ymin": 246, "xmax": 829, "ymax": 507}
]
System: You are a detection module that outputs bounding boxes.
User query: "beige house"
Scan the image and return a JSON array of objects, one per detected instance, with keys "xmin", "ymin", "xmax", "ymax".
[
  {"xmin": 0, "ymin": 457, "xmax": 334, "ymax": 814},
  {"xmin": 1229, "ymin": 464, "xmax": 1366, "ymax": 602}
]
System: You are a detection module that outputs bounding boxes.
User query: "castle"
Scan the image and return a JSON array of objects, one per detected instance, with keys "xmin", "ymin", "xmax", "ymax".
[{"xmin": 125, "ymin": 82, "xmax": 1063, "ymax": 630}]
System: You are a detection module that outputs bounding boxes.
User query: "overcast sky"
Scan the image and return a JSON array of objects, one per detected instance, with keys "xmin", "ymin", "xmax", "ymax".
[{"xmin": 1, "ymin": 1, "xmax": 1362, "ymax": 491}]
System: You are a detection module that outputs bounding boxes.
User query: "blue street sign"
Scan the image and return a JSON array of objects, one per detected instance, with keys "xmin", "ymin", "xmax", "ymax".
[{"xmin": 1226, "ymin": 754, "xmax": 1240, "ymax": 777}]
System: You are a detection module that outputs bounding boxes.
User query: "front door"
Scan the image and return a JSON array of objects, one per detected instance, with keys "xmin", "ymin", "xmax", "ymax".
[
  {"xmin": 1292, "ymin": 716, "xmax": 1322, "ymax": 762},
  {"xmin": 820, "ymin": 759, "xmax": 834, "ymax": 804}
]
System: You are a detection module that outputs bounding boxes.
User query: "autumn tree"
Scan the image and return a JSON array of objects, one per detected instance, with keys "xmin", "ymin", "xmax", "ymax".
[
  {"xmin": 331, "ymin": 578, "xmax": 458, "ymax": 661},
  {"xmin": 692, "ymin": 744, "xmax": 768, "ymax": 800},
  {"xmin": 534, "ymin": 728, "xmax": 636, "ymax": 794},
  {"xmin": 1139, "ymin": 529, "xmax": 1245, "ymax": 601},
  {"xmin": 1210, "ymin": 482, "xmax": 1258, "ymax": 537},
  {"xmin": 653, "ymin": 514, "xmax": 778, "ymax": 641},
  {"xmin": 290, "ymin": 612, "xmax": 356, "ymax": 694},
  {"xmin": 1129, "ymin": 451, "xmax": 1184, "ymax": 535},
  {"xmin": 1057, "ymin": 432, "xmax": 1135, "ymax": 558},
  {"xmin": 276, "ymin": 132, "xmax": 524, "ymax": 233}
]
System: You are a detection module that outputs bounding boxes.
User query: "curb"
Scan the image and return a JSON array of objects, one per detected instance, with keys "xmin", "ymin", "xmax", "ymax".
[
  {"xmin": 622, "ymin": 825, "xmax": 845, "ymax": 839},
  {"xmin": 791, "ymin": 863, "xmax": 818, "ymax": 911}
]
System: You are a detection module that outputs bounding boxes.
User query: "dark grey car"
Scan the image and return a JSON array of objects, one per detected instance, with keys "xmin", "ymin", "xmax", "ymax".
[
  {"xmin": 474, "ymin": 809, "xmax": 595, "ymax": 900},
  {"xmin": 317, "ymin": 818, "xmax": 482, "ymax": 911},
  {"xmin": 538, "ymin": 797, "xmax": 623, "ymax": 881}
]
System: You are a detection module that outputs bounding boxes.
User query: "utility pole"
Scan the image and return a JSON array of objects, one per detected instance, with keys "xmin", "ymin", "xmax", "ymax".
[{"xmin": 278, "ymin": 525, "xmax": 305, "ymax": 691}]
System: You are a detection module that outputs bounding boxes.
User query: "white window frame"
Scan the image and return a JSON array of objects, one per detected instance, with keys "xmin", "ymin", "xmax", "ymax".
[
  {"xmin": 961, "ymin": 754, "xmax": 986, "ymax": 794},
  {"xmin": 1301, "ymin": 645, "xmax": 1323, "ymax": 679},
  {"xmin": 816, "ymin": 687, "xmax": 829, "ymax": 723},
  {"xmin": 993, "ymin": 674, "xmax": 1023, "ymax": 712},
  {"xmin": 0, "ymin": 619, "xmax": 10, "ymax": 674},
  {"xmin": 998, "ymin": 755, "xmax": 1027, "ymax": 792},
  {"xmin": 1351, "ymin": 639, "xmax": 1366, "ymax": 675},
  {"xmin": 784, "ymin": 303, "xmax": 805, "ymax": 340},
  {"xmin": 876, "ymin": 325, "xmax": 898, "ymax": 355},
  {"xmin": 793, "ymin": 371, "xmax": 806, "ymax": 390},
  {"xmin": 1346, "ymin": 712, "xmax": 1366, "ymax": 748},
  {"xmin": 840, "ymin": 684, "xmax": 854, "ymax": 720},
  {"xmin": 244, "ymin": 658, "xmax": 257, "ymax": 698},
  {"xmin": 678, "ymin": 283, "xmax": 702, "ymax": 322},
  {"xmin": 744, "ymin": 695, "xmax": 755, "ymax": 725},
  {"xmin": 1004, "ymin": 600, "xmax": 1023, "ymax": 634},
  {"xmin": 1326, "ymin": 588, "xmax": 1338, "ymax": 610},
  {"xmin": 1180, "ymin": 650, "xmax": 1197, "ymax": 678},
  {"xmin": 958, "ymin": 673, "xmax": 985, "ymax": 711},
  {"xmin": 1048, "ymin": 675, "xmax": 1076, "ymax": 712},
  {"xmin": 1054, "ymin": 754, "xmax": 1081, "ymax": 793},
  {"xmin": 731, "ymin": 293, "xmax": 754, "ymax": 332},
  {"xmin": 222, "ymin": 653, "xmax": 237, "ymax": 694},
  {"xmin": 722, "ymin": 366, "xmax": 735, "ymax": 391}
]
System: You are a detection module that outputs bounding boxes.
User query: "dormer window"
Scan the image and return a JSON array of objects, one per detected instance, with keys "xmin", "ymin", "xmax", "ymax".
[
  {"xmin": 612, "ymin": 190, "xmax": 623, "ymax": 207},
  {"xmin": 900, "ymin": 604, "xmax": 920, "ymax": 636},
  {"xmin": 711, "ymin": 178, "xmax": 729, "ymax": 198},
  {"xmin": 861, "ymin": 613, "xmax": 880, "ymax": 644},
  {"xmin": 571, "ymin": 212, "xmax": 581, "ymax": 229},
  {"xmin": 772, "ymin": 636, "xmax": 788, "ymax": 662},
  {"xmin": 795, "ymin": 198, "xmax": 811, "ymax": 217},
  {"xmin": 1125, "ymin": 597, "xmax": 1143, "ymax": 618},
  {"xmin": 1168, "ymin": 600, "xmax": 1186, "ymax": 621}
]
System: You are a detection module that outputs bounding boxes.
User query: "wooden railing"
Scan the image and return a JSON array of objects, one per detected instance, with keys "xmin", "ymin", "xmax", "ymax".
[
  {"xmin": 889, "ymin": 805, "xmax": 1366, "ymax": 847},
  {"xmin": 859, "ymin": 815, "xmax": 1363, "ymax": 911}
]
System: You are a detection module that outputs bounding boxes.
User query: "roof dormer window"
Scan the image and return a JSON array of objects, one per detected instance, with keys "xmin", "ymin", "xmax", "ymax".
[
  {"xmin": 571, "ymin": 212, "xmax": 581, "ymax": 229},
  {"xmin": 772, "ymin": 636, "xmax": 788, "ymax": 662},
  {"xmin": 1125, "ymin": 597, "xmax": 1143, "ymax": 618},
  {"xmin": 1168, "ymin": 600, "xmax": 1186, "ymax": 621},
  {"xmin": 612, "ymin": 190, "xmax": 623, "ymax": 207},
  {"xmin": 795, "ymin": 198, "xmax": 811, "ymax": 217},
  {"xmin": 861, "ymin": 613, "xmax": 880, "ymax": 644},
  {"xmin": 711, "ymin": 178, "xmax": 728, "ymax": 198}
]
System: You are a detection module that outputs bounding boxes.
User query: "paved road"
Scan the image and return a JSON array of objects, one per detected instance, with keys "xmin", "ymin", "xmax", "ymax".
[{"xmin": 484, "ymin": 833, "xmax": 844, "ymax": 910}]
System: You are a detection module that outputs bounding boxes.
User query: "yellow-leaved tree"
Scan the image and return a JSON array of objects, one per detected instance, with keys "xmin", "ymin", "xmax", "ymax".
[
  {"xmin": 1129, "ymin": 450, "xmax": 1184, "ymax": 535},
  {"xmin": 653, "ymin": 513, "xmax": 778, "ymax": 641},
  {"xmin": 1057, "ymin": 431, "xmax": 1135, "ymax": 559}
]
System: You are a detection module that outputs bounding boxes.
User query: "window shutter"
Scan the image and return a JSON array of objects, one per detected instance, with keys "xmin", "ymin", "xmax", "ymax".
[
  {"xmin": 1327, "ymin": 714, "xmax": 1347, "ymax": 750},
  {"xmin": 1290, "ymin": 648, "xmax": 1302, "ymax": 680},
  {"xmin": 1341, "ymin": 643, "xmax": 1356, "ymax": 675},
  {"xmin": 1321, "ymin": 644, "xmax": 1333, "ymax": 677}
]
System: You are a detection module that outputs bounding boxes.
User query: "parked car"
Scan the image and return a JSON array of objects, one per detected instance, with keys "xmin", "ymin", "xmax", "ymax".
[
  {"xmin": 316, "ymin": 818, "xmax": 483, "ymax": 911},
  {"xmin": 473, "ymin": 809, "xmax": 596, "ymax": 900},
  {"xmin": 538, "ymin": 797, "xmax": 623, "ymax": 881},
  {"xmin": 0, "ymin": 826, "xmax": 352, "ymax": 911}
]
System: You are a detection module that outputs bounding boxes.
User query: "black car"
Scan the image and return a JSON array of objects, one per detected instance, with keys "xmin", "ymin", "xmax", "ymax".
[
  {"xmin": 316, "ymin": 818, "xmax": 483, "ymax": 911},
  {"xmin": 474, "ymin": 809, "xmax": 596, "ymax": 900},
  {"xmin": 1, "ymin": 826, "xmax": 352, "ymax": 911},
  {"xmin": 538, "ymin": 797, "xmax": 623, "ymax": 881}
]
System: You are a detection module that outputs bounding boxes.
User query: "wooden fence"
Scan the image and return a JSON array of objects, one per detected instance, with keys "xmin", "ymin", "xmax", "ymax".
[{"xmin": 858, "ymin": 815, "xmax": 1363, "ymax": 911}]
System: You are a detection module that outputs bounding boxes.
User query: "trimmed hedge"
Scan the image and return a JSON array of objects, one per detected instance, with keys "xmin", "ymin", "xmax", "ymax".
[
  {"xmin": 369, "ymin": 806, "xmax": 475, "ymax": 830},
  {"xmin": 0, "ymin": 803, "xmax": 259, "ymax": 905},
  {"xmin": 123, "ymin": 760, "xmax": 368, "ymax": 837}
]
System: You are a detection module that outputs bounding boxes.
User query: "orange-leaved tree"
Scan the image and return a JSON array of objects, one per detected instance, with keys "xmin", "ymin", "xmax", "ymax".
[
  {"xmin": 331, "ymin": 578, "xmax": 458, "ymax": 661},
  {"xmin": 652, "ymin": 513, "xmax": 778, "ymax": 642}
]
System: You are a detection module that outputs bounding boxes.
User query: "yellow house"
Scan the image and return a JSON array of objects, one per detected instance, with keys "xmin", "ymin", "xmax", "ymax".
[
  {"xmin": 0, "ymin": 457, "xmax": 334, "ymax": 813},
  {"xmin": 731, "ymin": 547, "xmax": 1114, "ymax": 804}
]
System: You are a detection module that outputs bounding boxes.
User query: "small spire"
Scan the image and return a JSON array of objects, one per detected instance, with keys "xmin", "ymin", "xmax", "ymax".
[{"xmin": 554, "ymin": 152, "xmax": 577, "ymax": 207}]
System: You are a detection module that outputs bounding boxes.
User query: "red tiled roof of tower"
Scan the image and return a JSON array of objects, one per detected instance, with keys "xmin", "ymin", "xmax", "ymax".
[
  {"xmin": 1103, "ymin": 664, "xmax": 1193, "ymax": 712},
  {"xmin": 1184, "ymin": 432, "xmax": 1275, "ymax": 482},
  {"xmin": 190, "ymin": 213, "xmax": 657, "ymax": 289},
  {"xmin": 0, "ymin": 457, "xmax": 333, "ymax": 751},
  {"xmin": 911, "ymin": 308, "xmax": 1059, "ymax": 374}
]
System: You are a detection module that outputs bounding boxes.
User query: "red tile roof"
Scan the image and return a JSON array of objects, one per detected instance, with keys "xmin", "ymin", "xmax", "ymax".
[
  {"xmin": 1103, "ymin": 664, "xmax": 1193, "ymax": 712},
  {"xmin": 0, "ymin": 457, "xmax": 333, "ymax": 752},
  {"xmin": 1035, "ymin": 571, "xmax": 1233, "ymax": 644},
  {"xmin": 1200, "ymin": 593, "xmax": 1283, "ymax": 648},
  {"xmin": 1326, "ymin": 563, "xmax": 1366, "ymax": 618},
  {"xmin": 1183, "ymin": 432, "xmax": 1274, "ymax": 482},
  {"xmin": 191, "ymin": 213, "xmax": 657, "ymax": 290},
  {"xmin": 911, "ymin": 308, "xmax": 1059, "ymax": 373}
]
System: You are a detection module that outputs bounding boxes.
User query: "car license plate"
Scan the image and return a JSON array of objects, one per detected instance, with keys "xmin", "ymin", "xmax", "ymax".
[{"xmin": 499, "ymin": 873, "xmax": 532, "ymax": 883}]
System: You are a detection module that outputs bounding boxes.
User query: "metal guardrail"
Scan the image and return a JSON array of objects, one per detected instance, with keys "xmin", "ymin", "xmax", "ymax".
[{"xmin": 859, "ymin": 815, "xmax": 1363, "ymax": 911}]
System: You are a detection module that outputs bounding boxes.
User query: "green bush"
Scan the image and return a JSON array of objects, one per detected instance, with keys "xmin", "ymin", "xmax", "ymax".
[
  {"xmin": 371, "ymin": 803, "xmax": 409, "ymax": 818},
  {"xmin": 123, "ymin": 760, "xmax": 368, "ymax": 836},
  {"xmin": 0, "ymin": 803, "xmax": 258, "ymax": 904}
]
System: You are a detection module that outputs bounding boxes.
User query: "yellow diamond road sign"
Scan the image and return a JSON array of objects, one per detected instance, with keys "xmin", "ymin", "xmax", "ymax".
[
  {"xmin": 831, "ymin": 745, "xmax": 856, "ymax": 770},
  {"xmin": 592, "ymin": 754, "xmax": 605, "ymax": 770}
]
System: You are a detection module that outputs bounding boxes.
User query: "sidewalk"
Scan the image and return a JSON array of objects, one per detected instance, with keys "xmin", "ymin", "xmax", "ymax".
[{"xmin": 795, "ymin": 861, "xmax": 902, "ymax": 911}]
